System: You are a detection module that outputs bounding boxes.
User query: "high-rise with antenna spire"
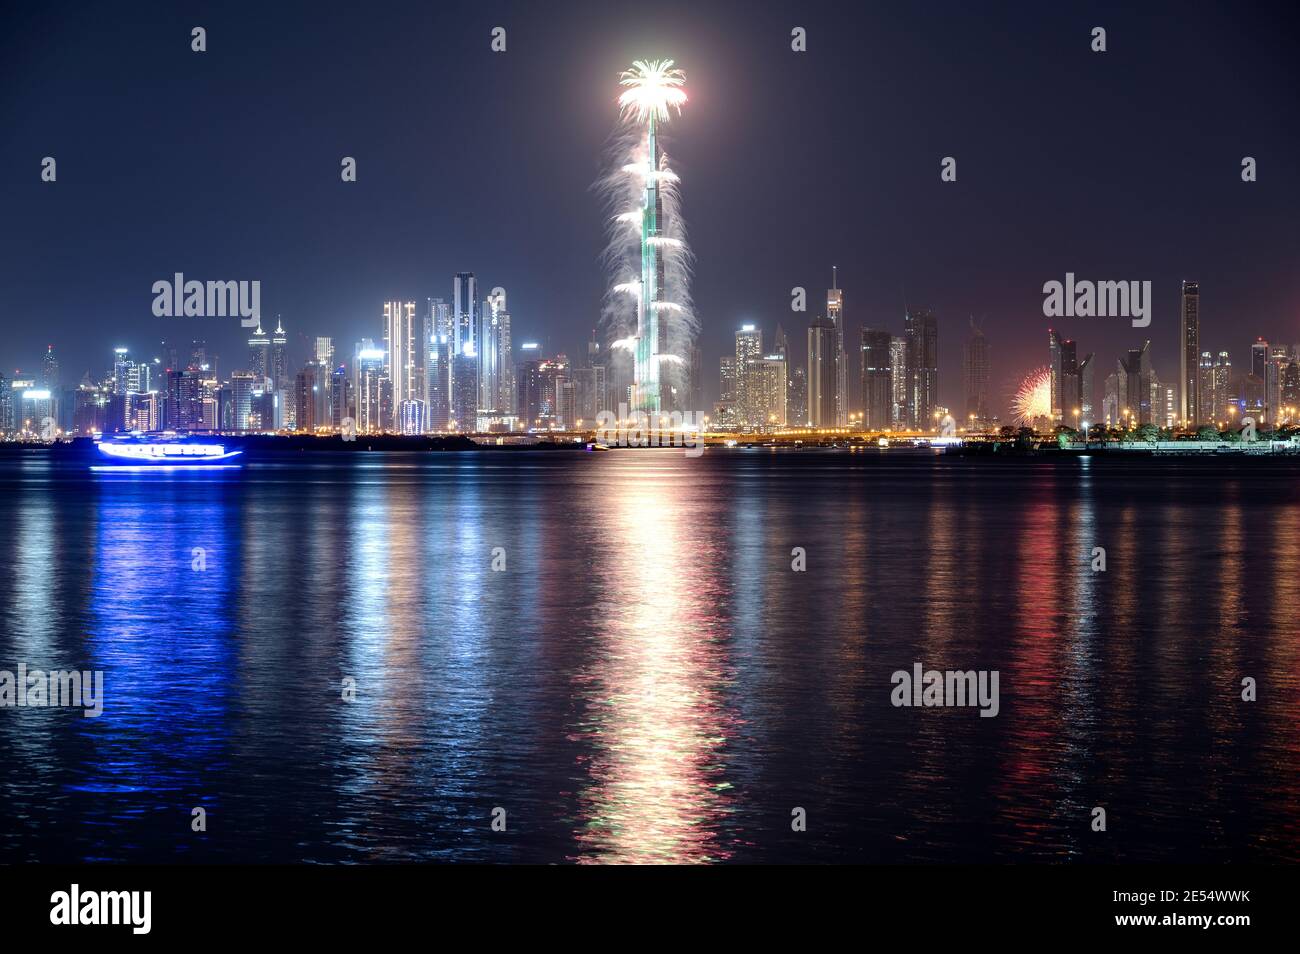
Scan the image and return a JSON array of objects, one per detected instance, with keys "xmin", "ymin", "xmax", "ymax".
[
  {"xmin": 827, "ymin": 267, "xmax": 847, "ymax": 425},
  {"xmin": 604, "ymin": 60, "xmax": 693, "ymax": 417}
]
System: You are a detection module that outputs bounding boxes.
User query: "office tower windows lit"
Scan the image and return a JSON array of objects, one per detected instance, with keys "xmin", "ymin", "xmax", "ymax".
[
  {"xmin": 453, "ymin": 273, "xmax": 477, "ymax": 361},
  {"xmin": 807, "ymin": 314, "xmax": 838, "ymax": 428},
  {"xmin": 354, "ymin": 341, "xmax": 388, "ymax": 434},
  {"xmin": 734, "ymin": 323, "xmax": 762, "ymax": 429},
  {"xmin": 961, "ymin": 321, "xmax": 989, "ymax": 428},
  {"xmin": 1180, "ymin": 280, "xmax": 1200, "ymax": 425},
  {"xmin": 827, "ymin": 268, "xmax": 847, "ymax": 426},
  {"xmin": 1079, "ymin": 352, "xmax": 1095, "ymax": 423},
  {"xmin": 861, "ymin": 328, "xmax": 894, "ymax": 431},
  {"xmin": 904, "ymin": 308, "xmax": 938, "ymax": 429}
]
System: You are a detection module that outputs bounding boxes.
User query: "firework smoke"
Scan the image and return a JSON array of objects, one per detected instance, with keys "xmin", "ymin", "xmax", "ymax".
[{"xmin": 597, "ymin": 59, "xmax": 696, "ymax": 414}]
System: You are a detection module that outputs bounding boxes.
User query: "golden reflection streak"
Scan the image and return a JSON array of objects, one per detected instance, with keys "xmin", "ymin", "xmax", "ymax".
[{"xmin": 572, "ymin": 456, "xmax": 731, "ymax": 864}]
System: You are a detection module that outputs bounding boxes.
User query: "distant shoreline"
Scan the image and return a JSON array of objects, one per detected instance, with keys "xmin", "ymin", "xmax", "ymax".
[{"xmin": 3, "ymin": 433, "xmax": 1299, "ymax": 460}]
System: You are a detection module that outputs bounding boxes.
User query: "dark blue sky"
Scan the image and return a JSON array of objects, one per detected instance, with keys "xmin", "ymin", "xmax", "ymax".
[{"xmin": 2, "ymin": 0, "xmax": 1297, "ymax": 416}]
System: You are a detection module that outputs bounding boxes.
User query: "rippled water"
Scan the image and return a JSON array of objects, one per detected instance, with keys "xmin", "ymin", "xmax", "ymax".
[{"xmin": 0, "ymin": 448, "xmax": 1296, "ymax": 863}]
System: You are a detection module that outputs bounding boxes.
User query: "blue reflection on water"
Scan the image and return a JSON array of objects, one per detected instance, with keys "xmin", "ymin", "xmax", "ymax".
[{"xmin": 77, "ymin": 471, "xmax": 238, "ymax": 855}]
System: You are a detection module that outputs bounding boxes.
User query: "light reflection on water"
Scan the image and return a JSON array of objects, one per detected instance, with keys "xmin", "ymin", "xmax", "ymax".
[{"xmin": 0, "ymin": 450, "xmax": 1296, "ymax": 863}]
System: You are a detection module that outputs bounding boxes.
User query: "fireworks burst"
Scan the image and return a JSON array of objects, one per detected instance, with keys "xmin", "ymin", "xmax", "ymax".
[
  {"xmin": 1012, "ymin": 367, "xmax": 1053, "ymax": 424},
  {"xmin": 618, "ymin": 59, "xmax": 688, "ymax": 123},
  {"xmin": 598, "ymin": 59, "xmax": 696, "ymax": 415}
]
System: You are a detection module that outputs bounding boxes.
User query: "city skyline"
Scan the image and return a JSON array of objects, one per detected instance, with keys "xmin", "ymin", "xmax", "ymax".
[
  {"xmin": 6, "ymin": 272, "xmax": 1300, "ymax": 437},
  {"xmin": 3, "ymin": 1, "xmax": 1297, "ymax": 424}
]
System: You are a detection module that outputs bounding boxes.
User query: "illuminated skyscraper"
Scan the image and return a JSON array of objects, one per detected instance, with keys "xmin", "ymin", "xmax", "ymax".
[
  {"xmin": 425, "ymin": 334, "xmax": 451, "ymax": 431},
  {"xmin": 330, "ymin": 364, "xmax": 351, "ymax": 428},
  {"xmin": 1198, "ymin": 351, "xmax": 1215, "ymax": 426},
  {"xmin": 1059, "ymin": 338, "xmax": 1079, "ymax": 425},
  {"xmin": 1049, "ymin": 329, "xmax": 1063, "ymax": 421},
  {"xmin": 905, "ymin": 308, "xmax": 938, "ymax": 429},
  {"xmin": 451, "ymin": 275, "xmax": 478, "ymax": 422},
  {"xmin": 807, "ymin": 314, "xmax": 839, "ymax": 428},
  {"xmin": 383, "ymin": 300, "xmax": 418, "ymax": 408},
  {"xmin": 1180, "ymin": 280, "xmax": 1200, "ymax": 425},
  {"xmin": 1120, "ymin": 341, "xmax": 1154, "ymax": 424},
  {"xmin": 230, "ymin": 371, "xmax": 258, "ymax": 431},
  {"xmin": 271, "ymin": 317, "xmax": 289, "ymax": 391},
  {"xmin": 112, "ymin": 348, "xmax": 138, "ymax": 395},
  {"xmin": 827, "ymin": 268, "xmax": 846, "ymax": 425},
  {"xmin": 40, "ymin": 345, "xmax": 59, "ymax": 391},
  {"xmin": 862, "ymin": 329, "xmax": 894, "ymax": 431},
  {"xmin": 451, "ymin": 351, "xmax": 478, "ymax": 431},
  {"xmin": 496, "ymin": 304, "xmax": 513, "ymax": 418},
  {"xmin": 248, "ymin": 320, "xmax": 270, "ymax": 383},
  {"xmin": 753, "ymin": 354, "xmax": 788, "ymax": 429},
  {"xmin": 734, "ymin": 323, "xmax": 762, "ymax": 428},
  {"xmin": 1265, "ymin": 346, "xmax": 1284, "ymax": 424},
  {"xmin": 788, "ymin": 365, "xmax": 807, "ymax": 428},
  {"xmin": 0, "ymin": 372, "xmax": 11, "ymax": 434},
  {"xmin": 606, "ymin": 60, "xmax": 693, "ymax": 417},
  {"xmin": 1079, "ymin": 352, "xmax": 1095, "ymax": 423},
  {"xmin": 1211, "ymin": 351, "xmax": 1232, "ymax": 424},
  {"xmin": 165, "ymin": 369, "xmax": 203, "ymax": 431},
  {"xmin": 1250, "ymin": 338, "xmax": 1269, "ymax": 379},
  {"xmin": 516, "ymin": 355, "xmax": 543, "ymax": 427},
  {"xmin": 453, "ymin": 274, "xmax": 477, "ymax": 360},
  {"xmin": 294, "ymin": 363, "xmax": 323, "ymax": 432},
  {"xmin": 890, "ymin": 337, "xmax": 907, "ymax": 426},
  {"xmin": 478, "ymin": 294, "xmax": 499, "ymax": 415},
  {"xmin": 962, "ymin": 321, "xmax": 989, "ymax": 427},
  {"xmin": 354, "ymin": 340, "xmax": 388, "ymax": 434},
  {"xmin": 425, "ymin": 298, "xmax": 452, "ymax": 428},
  {"xmin": 717, "ymin": 355, "xmax": 737, "ymax": 427}
]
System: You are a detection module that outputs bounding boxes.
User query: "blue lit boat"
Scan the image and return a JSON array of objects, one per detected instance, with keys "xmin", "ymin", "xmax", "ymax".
[{"xmin": 92, "ymin": 434, "xmax": 243, "ymax": 470}]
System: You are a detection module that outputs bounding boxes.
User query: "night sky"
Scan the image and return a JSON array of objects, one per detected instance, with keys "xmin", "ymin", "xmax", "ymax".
[{"xmin": 2, "ymin": 0, "xmax": 1297, "ymax": 417}]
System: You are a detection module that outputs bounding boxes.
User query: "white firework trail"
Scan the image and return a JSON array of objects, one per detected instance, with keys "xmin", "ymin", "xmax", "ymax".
[{"xmin": 596, "ymin": 59, "xmax": 696, "ymax": 414}]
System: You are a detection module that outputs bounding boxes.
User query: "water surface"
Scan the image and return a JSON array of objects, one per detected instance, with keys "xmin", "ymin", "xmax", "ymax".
[{"xmin": 0, "ymin": 448, "xmax": 1296, "ymax": 863}]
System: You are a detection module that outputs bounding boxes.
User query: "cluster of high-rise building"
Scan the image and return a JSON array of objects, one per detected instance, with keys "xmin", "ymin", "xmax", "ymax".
[
  {"xmin": 1088, "ymin": 282, "xmax": 1299, "ymax": 430},
  {"xmin": 0, "ymin": 274, "xmax": 628, "ymax": 439},
  {"xmin": 4, "ymin": 274, "xmax": 1296, "ymax": 440},
  {"xmin": 714, "ymin": 271, "xmax": 945, "ymax": 433}
]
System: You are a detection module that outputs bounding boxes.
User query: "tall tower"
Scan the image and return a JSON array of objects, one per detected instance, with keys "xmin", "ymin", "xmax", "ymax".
[
  {"xmin": 962, "ymin": 320, "xmax": 989, "ymax": 427},
  {"xmin": 1048, "ymin": 328, "xmax": 1063, "ymax": 421},
  {"xmin": 271, "ymin": 316, "xmax": 288, "ymax": 392},
  {"xmin": 612, "ymin": 60, "xmax": 689, "ymax": 417},
  {"xmin": 734, "ymin": 323, "xmax": 762, "ymax": 428},
  {"xmin": 1079, "ymin": 352, "xmax": 1095, "ymax": 423},
  {"xmin": 475, "ymin": 291, "xmax": 499, "ymax": 415},
  {"xmin": 495, "ymin": 299, "xmax": 513, "ymax": 418},
  {"xmin": 861, "ymin": 329, "xmax": 894, "ymax": 431},
  {"xmin": 40, "ymin": 345, "xmax": 59, "ymax": 391},
  {"xmin": 384, "ymin": 300, "xmax": 418, "ymax": 416},
  {"xmin": 807, "ymin": 314, "xmax": 839, "ymax": 428},
  {"xmin": 905, "ymin": 308, "xmax": 939, "ymax": 429},
  {"xmin": 453, "ymin": 274, "xmax": 477, "ymax": 359},
  {"xmin": 1180, "ymin": 280, "xmax": 1200, "ymax": 426},
  {"xmin": 248, "ymin": 320, "xmax": 269, "ymax": 383},
  {"xmin": 827, "ymin": 267, "xmax": 846, "ymax": 425}
]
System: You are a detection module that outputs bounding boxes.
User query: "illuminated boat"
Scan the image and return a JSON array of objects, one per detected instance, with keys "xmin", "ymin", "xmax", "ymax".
[{"xmin": 92, "ymin": 434, "xmax": 243, "ymax": 469}]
